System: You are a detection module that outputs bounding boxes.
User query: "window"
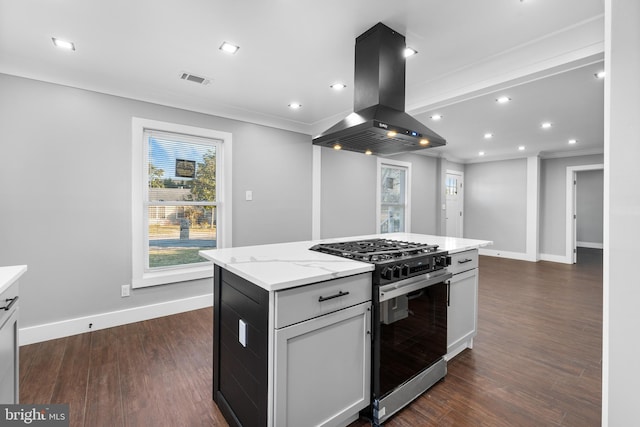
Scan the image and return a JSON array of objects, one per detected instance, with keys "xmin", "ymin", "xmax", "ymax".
[
  {"xmin": 132, "ymin": 118, "xmax": 232, "ymax": 288},
  {"xmin": 377, "ymin": 158, "xmax": 411, "ymax": 233},
  {"xmin": 446, "ymin": 175, "xmax": 458, "ymax": 196}
]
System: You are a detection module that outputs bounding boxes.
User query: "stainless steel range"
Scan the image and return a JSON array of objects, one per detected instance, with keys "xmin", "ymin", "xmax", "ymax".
[
  {"xmin": 310, "ymin": 238, "xmax": 452, "ymax": 426},
  {"xmin": 310, "ymin": 238, "xmax": 450, "ymax": 286}
]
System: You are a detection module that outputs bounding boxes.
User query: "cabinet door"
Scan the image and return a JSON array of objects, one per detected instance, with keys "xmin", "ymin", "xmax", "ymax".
[
  {"xmin": 447, "ymin": 269, "xmax": 478, "ymax": 359},
  {"xmin": 0, "ymin": 302, "xmax": 18, "ymax": 404},
  {"xmin": 274, "ymin": 302, "xmax": 371, "ymax": 427}
]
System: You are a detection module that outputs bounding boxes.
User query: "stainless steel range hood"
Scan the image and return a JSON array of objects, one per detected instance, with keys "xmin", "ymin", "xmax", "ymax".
[{"xmin": 312, "ymin": 22, "xmax": 446, "ymax": 156}]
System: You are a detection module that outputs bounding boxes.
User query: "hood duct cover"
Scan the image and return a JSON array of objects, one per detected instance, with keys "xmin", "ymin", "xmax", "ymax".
[{"xmin": 313, "ymin": 22, "xmax": 446, "ymax": 155}]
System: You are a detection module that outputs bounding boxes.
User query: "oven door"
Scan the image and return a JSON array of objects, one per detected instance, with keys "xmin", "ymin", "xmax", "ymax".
[{"xmin": 373, "ymin": 271, "xmax": 452, "ymax": 423}]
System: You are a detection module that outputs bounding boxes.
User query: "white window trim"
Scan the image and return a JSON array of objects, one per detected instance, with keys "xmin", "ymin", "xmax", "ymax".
[
  {"xmin": 132, "ymin": 117, "xmax": 232, "ymax": 288},
  {"xmin": 376, "ymin": 157, "xmax": 412, "ymax": 233}
]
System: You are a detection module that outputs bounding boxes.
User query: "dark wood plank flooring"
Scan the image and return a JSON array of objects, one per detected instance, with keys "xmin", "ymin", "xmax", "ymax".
[{"xmin": 20, "ymin": 250, "xmax": 602, "ymax": 426}]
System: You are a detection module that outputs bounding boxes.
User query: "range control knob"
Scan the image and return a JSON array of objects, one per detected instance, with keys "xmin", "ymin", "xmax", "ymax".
[
  {"xmin": 401, "ymin": 264, "xmax": 410, "ymax": 277},
  {"xmin": 381, "ymin": 267, "xmax": 393, "ymax": 281},
  {"xmin": 435, "ymin": 255, "xmax": 452, "ymax": 267},
  {"xmin": 392, "ymin": 265, "xmax": 402, "ymax": 278}
]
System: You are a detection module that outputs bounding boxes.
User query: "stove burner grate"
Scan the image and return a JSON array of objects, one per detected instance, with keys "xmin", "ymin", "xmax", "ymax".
[{"xmin": 310, "ymin": 238, "xmax": 439, "ymax": 263}]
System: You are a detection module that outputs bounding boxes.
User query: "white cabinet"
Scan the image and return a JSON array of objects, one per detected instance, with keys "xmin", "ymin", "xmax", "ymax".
[
  {"xmin": 446, "ymin": 250, "xmax": 479, "ymax": 360},
  {"xmin": 0, "ymin": 280, "xmax": 20, "ymax": 404},
  {"xmin": 273, "ymin": 275, "xmax": 372, "ymax": 427}
]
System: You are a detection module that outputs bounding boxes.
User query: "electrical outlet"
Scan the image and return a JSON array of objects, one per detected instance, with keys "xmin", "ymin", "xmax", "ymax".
[{"xmin": 121, "ymin": 284, "xmax": 131, "ymax": 297}]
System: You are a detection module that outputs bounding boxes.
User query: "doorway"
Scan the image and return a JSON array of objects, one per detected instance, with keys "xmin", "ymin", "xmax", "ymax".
[
  {"xmin": 445, "ymin": 170, "xmax": 464, "ymax": 238},
  {"xmin": 565, "ymin": 164, "xmax": 604, "ymax": 263}
]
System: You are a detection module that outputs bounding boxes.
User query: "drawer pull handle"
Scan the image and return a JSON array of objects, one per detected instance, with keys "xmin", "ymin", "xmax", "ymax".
[
  {"xmin": 458, "ymin": 258, "xmax": 473, "ymax": 264},
  {"xmin": 2, "ymin": 296, "xmax": 18, "ymax": 311},
  {"xmin": 318, "ymin": 291, "xmax": 349, "ymax": 302}
]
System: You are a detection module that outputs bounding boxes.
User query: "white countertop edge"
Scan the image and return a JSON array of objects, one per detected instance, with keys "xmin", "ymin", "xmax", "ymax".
[
  {"xmin": 201, "ymin": 233, "xmax": 492, "ymax": 292},
  {"xmin": 218, "ymin": 263, "xmax": 375, "ymax": 292},
  {"xmin": 0, "ymin": 265, "xmax": 27, "ymax": 295}
]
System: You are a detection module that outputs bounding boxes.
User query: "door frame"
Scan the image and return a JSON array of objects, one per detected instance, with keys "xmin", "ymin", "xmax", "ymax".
[
  {"xmin": 565, "ymin": 163, "xmax": 604, "ymax": 263},
  {"xmin": 445, "ymin": 170, "xmax": 464, "ymax": 238}
]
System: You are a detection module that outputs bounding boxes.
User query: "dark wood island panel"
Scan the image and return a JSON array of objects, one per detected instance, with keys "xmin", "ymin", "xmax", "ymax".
[{"xmin": 213, "ymin": 265, "xmax": 269, "ymax": 427}]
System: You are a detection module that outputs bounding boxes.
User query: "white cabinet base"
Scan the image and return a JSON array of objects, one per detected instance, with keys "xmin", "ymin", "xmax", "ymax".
[
  {"xmin": 274, "ymin": 302, "xmax": 371, "ymax": 427},
  {"xmin": 446, "ymin": 259, "xmax": 478, "ymax": 361}
]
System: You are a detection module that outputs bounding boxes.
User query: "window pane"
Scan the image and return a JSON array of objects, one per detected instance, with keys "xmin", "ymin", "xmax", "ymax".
[
  {"xmin": 381, "ymin": 205, "xmax": 405, "ymax": 233},
  {"xmin": 148, "ymin": 205, "xmax": 217, "ymax": 269},
  {"xmin": 380, "ymin": 165, "xmax": 407, "ymax": 233},
  {"xmin": 148, "ymin": 137, "xmax": 216, "ymax": 202},
  {"xmin": 446, "ymin": 176, "xmax": 458, "ymax": 195},
  {"xmin": 381, "ymin": 167, "xmax": 405, "ymax": 203}
]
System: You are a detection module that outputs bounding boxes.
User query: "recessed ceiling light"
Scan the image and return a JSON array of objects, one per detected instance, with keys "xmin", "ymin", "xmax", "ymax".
[
  {"xmin": 403, "ymin": 47, "xmax": 418, "ymax": 58},
  {"xmin": 484, "ymin": 133, "xmax": 493, "ymax": 139},
  {"xmin": 52, "ymin": 37, "xmax": 75, "ymax": 51},
  {"xmin": 219, "ymin": 41, "xmax": 239, "ymax": 54},
  {"xmin": 365, "ymin": 149, "xmax": 373, "ymax": 155},
  {"xmin": 430, "ymin": 114, "xmax": 442, "ymax": 121},
  {"xmin": 518, "ymin": 146, "xmax": 525, "ymax": 151},
  {"xmin": 330, "ymin": 83, "xmax": 346, "ymax": 90},
  {"xmin": 479, "ymin": 151, "xmax": 485, "ymax": 156},
  {"xmin": 595, "ymin": 71, "xmax": 606, "ymax": 79},
  {"xmin": 568, "ymin": 139, "xmax": 578, "ymax": 144},
  {"xmin": 496, "ymin": 96, "xmax": 511, "ymax": 104},
  {"xmin": 541, "ymin": 122, "xmax": 552, "ymax": 129},
  {"xmin": 288, "ymin": 102, "xmax": 302, "ymax": 109},
  {"xmin": 334, "ymin": 144, "xmax": 342, "ymax": 150}
]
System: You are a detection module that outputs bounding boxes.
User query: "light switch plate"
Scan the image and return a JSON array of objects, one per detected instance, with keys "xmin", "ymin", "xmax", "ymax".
[
  {"xmin": 245, "ymin": 190, "xmax": 253, "ymax": 201},
  {"xmin": 239, "ymin": 319, "xmax": 247, "ymax": 347}
]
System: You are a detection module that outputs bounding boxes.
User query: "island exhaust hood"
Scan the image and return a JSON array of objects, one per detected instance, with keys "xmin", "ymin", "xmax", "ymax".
[{"xmin": 312, "ymin": 23, "xmax": 446, "ymax": 156}]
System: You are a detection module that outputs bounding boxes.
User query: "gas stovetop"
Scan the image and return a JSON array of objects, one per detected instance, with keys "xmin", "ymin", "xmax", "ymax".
[
  {"xmin": 310, "ymin": 238, "xmax": 450, "ymax": 285},
  {"xmin": 309, "ymin": 238, "xmax": 440, "ymax": 263}
]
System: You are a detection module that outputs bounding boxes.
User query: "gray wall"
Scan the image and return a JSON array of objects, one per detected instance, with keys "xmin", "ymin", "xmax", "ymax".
[
  {"xmin": 464, "ymin": 158, "xmax": 528, "ymax": 252},
  {"xmin": 0, "ymin": 74, "xmax": 312, "ymax": 328},
  {"xmin": 576, "ymin": 169, "xmax": 604, "ymax": 246},
  {"xmin": 320, "ymin": 147, "xmax": 377, "ymax": 238},
  {"xmin": 390, "ymin": 153, "xmax": 440, "ymax": 235},
  {"xmin": 319, "ymin": 150, "xmax": 440, "ymax": 238},
  {"xmin": 539, "ymin": 154, "xmax": 603, "ymax": 256}
]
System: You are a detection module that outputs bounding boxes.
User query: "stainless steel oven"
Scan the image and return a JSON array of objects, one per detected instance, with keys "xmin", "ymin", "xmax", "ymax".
[
  {"xmin": 309, "ymin": 238, "xmax": 452, "ymax": 425},
  {"xmin": 371, "ymin": 270, "xmax": 452, "ymax": 426}
]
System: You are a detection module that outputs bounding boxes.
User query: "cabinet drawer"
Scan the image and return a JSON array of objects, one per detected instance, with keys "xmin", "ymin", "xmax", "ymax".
[
  {"xmin": 0, "ymin": 282, "xmax": 19, "ymax": 328},
  {"xmin": 275, "ymin": 273, "xmax": 372, "ymax": 329},
  {"xmin": 449, "ymin": 250, "xmax": 478, "ymax": 275}
]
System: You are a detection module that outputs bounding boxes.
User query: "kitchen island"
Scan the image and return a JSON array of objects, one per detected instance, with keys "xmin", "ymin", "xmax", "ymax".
[{"xmin": 200, "ymin": 233, "xmax": 491, "ymax": 427}]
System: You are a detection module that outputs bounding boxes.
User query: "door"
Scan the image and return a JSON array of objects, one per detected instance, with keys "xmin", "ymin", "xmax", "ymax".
[
  {"xmin": 274, "ymin": 302, "xmax": 371, "ymax": 427},
  {"xmin": 378, "ymin": 282, "xmax": 448, "ymax": 397},
  {"xmin": 445, "ymin": 171, "xmax": 464, "ymax": 238}
]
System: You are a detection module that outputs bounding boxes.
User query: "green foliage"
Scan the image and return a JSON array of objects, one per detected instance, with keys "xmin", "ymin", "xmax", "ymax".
[
  {"xmin": 149, "ymin": 164, "xmax": 165, "ymax": 188},
  {"xmin": 190, "ymin": 149, "xmax": 216, "ymax": 202}
]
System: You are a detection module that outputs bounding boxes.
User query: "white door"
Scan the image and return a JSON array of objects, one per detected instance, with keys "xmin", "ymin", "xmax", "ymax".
[{"xmin": 445, "ymin": 171, "xmax": 464, "ymax": 238}]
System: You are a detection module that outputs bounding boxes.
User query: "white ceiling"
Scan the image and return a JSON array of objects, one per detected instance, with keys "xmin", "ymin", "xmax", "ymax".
[{"xmin": 0, "ymin": 0, "xmax": 605, "ymax": 163}]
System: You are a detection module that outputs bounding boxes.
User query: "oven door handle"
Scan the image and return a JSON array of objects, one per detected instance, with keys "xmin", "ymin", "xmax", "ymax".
[{"xmin": 379, "ymin": 272, "xmax": 452, "ymax": 302}]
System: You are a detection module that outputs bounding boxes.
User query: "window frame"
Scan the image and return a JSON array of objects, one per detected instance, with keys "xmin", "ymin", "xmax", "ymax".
[
  {"xmin": 132, "ymin": 117, "xmax": 232, "ymax": 288},
  {"xmin": 376, "ymin": 158, "xmax": 411, "ymax": 234}
]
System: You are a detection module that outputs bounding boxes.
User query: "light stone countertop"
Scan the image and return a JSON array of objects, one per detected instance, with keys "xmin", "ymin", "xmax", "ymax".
[
  {"xmin": 200, "ymin": 233, "xmax": 492, "ymax": 292},
  {"xmin": 0, "ymin": 265, "xmax": 27, "ymax": 295}
]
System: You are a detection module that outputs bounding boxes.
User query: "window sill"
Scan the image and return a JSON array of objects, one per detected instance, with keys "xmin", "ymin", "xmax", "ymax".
[{"xmin": 132, "ymin": 263, "xmax": 213, "ymax": 289}]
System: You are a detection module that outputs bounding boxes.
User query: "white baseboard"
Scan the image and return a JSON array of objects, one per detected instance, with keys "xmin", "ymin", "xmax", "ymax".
[
  {"xmin": 539, "ymin": 253, "xmax": 573, "ymax": 264},
  {"xmin": 478, "ymin": 248, "xmax": 537, "ymax": 262},
  {"xmin": 19, "ymin": 293, "xmax": 214, "ymax": 346},
  {"xmin": 577, "ymin": 241, "xmax": 604, "ymax": 249}
]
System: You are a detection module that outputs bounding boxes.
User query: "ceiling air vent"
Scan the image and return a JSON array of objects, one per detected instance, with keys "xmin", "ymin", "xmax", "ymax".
[{"xmin": 179, "ymin": 72, "xmax": 211, "ymax": 85}]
